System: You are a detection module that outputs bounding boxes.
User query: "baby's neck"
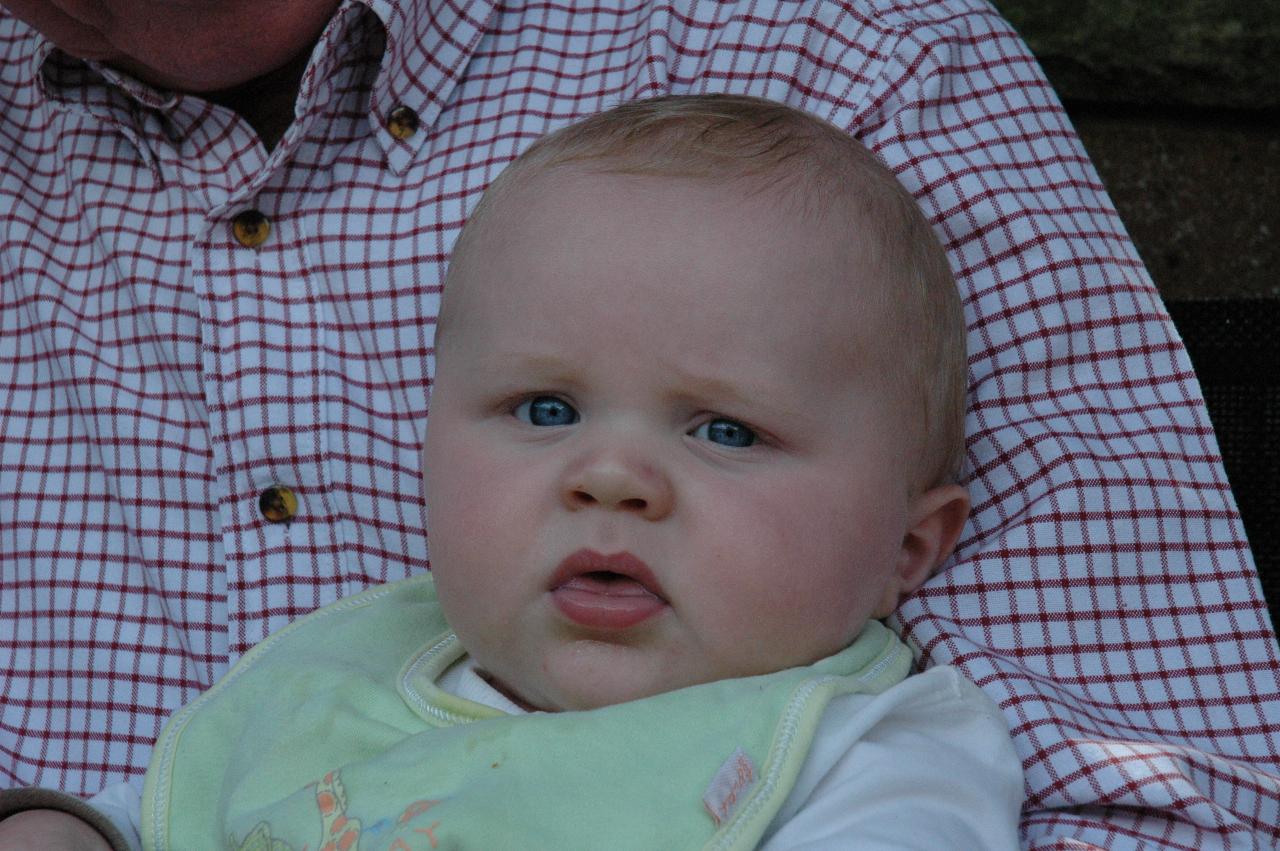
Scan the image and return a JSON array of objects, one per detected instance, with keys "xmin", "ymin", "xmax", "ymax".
[{"xmin": 476, "ymin": 668, "xmax": 545, "ymax": 712}]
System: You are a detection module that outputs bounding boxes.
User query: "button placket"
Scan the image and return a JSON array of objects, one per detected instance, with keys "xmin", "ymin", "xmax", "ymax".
[{"xmin": 197, "ymin": 190, "xmax": 335, "ymax": 648}]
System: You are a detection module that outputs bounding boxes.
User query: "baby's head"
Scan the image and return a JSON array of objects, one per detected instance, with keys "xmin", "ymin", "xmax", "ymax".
[{"xmin": 423, "ymin": 94, "xmax": 969, "ymax": 712}]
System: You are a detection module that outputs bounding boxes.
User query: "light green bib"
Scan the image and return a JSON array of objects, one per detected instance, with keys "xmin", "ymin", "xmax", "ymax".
[{"xmin": 142, "ymin": 574, "xmax": 911, "ymax": 851}]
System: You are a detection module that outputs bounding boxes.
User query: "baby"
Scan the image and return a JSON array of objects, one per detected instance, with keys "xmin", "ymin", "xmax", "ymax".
[{"xmin": 3, "ymin": 95, "xmax": 1022, "ymax": 850}]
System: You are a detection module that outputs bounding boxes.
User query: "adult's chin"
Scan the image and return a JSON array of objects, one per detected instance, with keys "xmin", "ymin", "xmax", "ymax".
[
  {"xmin": 8, "ymin": 0, "xmax": 341, "ymax": 94},
  {"xmin": 4, "ymin": 1, "xmax": 117, "ymax": 61}
]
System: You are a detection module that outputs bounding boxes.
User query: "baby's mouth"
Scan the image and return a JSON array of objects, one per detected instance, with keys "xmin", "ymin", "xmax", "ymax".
[
  {"xmin": 549, "ymin": 551, "xmax": 669, "ymax": 629},
  {"xmin": 561, "ymin": 570, "xmax": 660, "ymax": 595}
]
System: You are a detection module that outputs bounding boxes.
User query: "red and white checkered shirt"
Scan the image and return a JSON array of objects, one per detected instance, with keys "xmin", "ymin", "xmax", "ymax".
[{"xmin": 2, "ymin": 1, "xmax": 1277, "ymax": 847}]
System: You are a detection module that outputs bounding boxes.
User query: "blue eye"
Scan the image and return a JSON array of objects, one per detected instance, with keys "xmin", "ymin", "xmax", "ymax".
[
  {"xmin": 514, "ymin": 396, "xmax": 579, "ymax": 427},
  {"xmin": 693, "ymin": 418, "xmax": 756, "ymax": 448}
]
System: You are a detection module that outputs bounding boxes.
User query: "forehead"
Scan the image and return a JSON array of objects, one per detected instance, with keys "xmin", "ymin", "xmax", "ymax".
[{"xmin": 447, "ymin": 166, "xmax": 896, "ymax": 364}]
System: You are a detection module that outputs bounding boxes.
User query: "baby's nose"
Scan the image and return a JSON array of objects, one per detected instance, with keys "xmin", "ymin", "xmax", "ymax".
[{"xmin": 561, "ymin": 451, "xmax": 674, "ymax": 521}]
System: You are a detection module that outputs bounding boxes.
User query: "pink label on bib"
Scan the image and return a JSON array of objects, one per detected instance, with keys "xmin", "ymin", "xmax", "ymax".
[{"xmin": 703, "ymin": 747, "xmax": 757, "ymax": 826}]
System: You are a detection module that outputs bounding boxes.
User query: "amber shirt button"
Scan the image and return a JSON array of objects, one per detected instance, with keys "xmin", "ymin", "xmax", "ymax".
[
  {"xmin": 259, "ymin": 484, "xmax": 298, "ymax": 524},
  {"xmin": 387, "ymin": 105, "xmax": 420, "ymax": 140},
  {"xmin": 232, "ymin": 210, "xmax": 270, "ymax": 248}
]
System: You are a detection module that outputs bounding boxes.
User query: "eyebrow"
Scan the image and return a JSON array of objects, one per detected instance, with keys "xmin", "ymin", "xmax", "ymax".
[
  {"xmin": 479, "ymin": 350, "xmax": 773, "ymax": 403},
  {"xmin": 479, "ymin": 350, "xmax": 580, "ymax": 379},
  {"xmin": 663, "ymin": 367, "xmax": 762, "ymax": 411},
  {"xmin": 485, "ymin": 339, "xmax": 836, "ymax": 410}
]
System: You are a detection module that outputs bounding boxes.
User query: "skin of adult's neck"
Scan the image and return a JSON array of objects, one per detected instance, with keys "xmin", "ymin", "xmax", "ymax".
[{"xmin": 201, "ymin": 46, "xmax": 315, "ymax": 151}]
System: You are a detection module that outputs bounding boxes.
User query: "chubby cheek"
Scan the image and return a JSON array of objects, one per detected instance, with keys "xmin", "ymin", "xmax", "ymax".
[
  {"xmin": 701, "ymin": 478, "xmax": 895, "ymax": 662},
  {"xmin": 426, "ymin": 461, "xmax": 508, "ymax": 553},
  {"xmin": 422, "ymin": 438, "xmax": 532, "ymax": 663},
  {"xmin": 423, "ymin": 429, "xmax": 526, "ymax": 586}
]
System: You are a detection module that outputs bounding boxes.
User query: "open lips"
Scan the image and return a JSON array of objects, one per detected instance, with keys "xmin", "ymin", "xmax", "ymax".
[{"xmin": 549, "ymin": 549, "xmax": 669, "ymax": 629}]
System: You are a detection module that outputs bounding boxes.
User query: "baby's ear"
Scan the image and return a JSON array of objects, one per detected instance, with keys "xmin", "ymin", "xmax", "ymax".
[{"xmin": 873, "ymin": 484, "xmax": 970, "ymax": 618}]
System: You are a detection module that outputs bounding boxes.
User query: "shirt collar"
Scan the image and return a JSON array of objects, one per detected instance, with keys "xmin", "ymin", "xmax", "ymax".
[
  {"xmin": 30, "ymin": 0, "xmax": 499, "ymax": 175},
  {"xmin": 363, "ymin": 0, "xmax": 498, "ymax": 174},
  {"xmin": 34, "ymin": 38, "xmax": 177, "ymax": 111},
  {"xmin": 440, "ymin": 655, "xmax": 532, "ymax": 716},
  {"xmin": 32, "ymin": 38, "xmax": 169, "ymax": 173}
]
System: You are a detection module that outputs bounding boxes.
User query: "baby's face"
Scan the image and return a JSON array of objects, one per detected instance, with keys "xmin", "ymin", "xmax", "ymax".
[{"xmin": 424, "ymin": 166, "xmax": 931, "ymax": 711}]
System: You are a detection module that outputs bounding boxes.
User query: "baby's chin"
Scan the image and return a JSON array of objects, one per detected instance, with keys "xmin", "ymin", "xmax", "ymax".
[
  {"xmin": 511, "ymin": 682, "xmax": 679, "ymax": 714},
  {"xmin": 484, "ymin": 642, "xmax": 759, "ymax": 713},
  {"xmin": 484, "ymin": 665, "xmax": 677, "ymax": 713}
]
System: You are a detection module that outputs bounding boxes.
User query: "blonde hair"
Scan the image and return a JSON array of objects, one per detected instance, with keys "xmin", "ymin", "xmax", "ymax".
[{"xmin": 444, "ymin": 94, "xmax": 967, "ymax": 488}]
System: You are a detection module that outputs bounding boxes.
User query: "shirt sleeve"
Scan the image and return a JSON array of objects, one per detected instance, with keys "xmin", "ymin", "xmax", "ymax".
[
  {"xmin": 818, "ymin": 5, "xmax": 1280, "ymax": 847},
  {"xmin": 759, "ymin": 666, "xmax": 1022, "ymax": 850}
]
